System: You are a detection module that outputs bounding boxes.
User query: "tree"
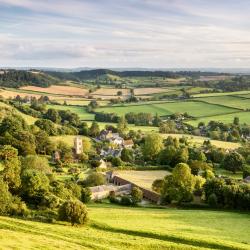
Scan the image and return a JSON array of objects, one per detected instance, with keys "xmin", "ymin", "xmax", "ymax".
[
  {"xmin": 21, "ymin": 169, "xmax": 49, "ymax": 202},
  {"xmin": 117, "ymin": 116, "xmax": 128, "ymax": 134},
  {"xmin": 81, "ymin": 187, "xmax": 91, "ymax": 203},
  {"xmin": 223, "ymin": 152, "xmax": 244, "ymax": 173},
  {"xmin": 82, "ymin": 138, "xmax": 92, "ymax": 154},
  {"xmin": 21, "ymin": 155, "xmax": 52, "ymax": 175},
  {"xmin": 152, "ymin": 179, "xmax": 164, "ymax": 193},
  {"xmin": 158, "ymin": 146, "xmax": 177, "ymax": 166},
  {"xmin": 152, "ymin": 113, "xmax": 162, "ymax": 127},
  {"xmin": 0, "ymin": 145, "xmax": 21, "ymax": 193},
  {"xmin": 233, "ymin": 117, "xmax": 239, "ymax": 126},
  {"xmin": 35, "ymin": 119, "xmax": 57, "ymax": 136},
  {"xmin": 161, "ymin": 163, "xmax": 196, "ymax": 204},
  {"xmin": 0, "ymin": 178, "xmax": 12, "ymax": 215},
  {"xmin": 89, "ymin": 121, "xmax": 100, "ymax": 137},
  {"xmin": 131, "ymin": 187, "xmax": 143, "ymax": 205},
  {"xmin": 35, "ymin": 130, "xmax": 55, "ymax": 155},
  {"xmin": 117, "ymin": 91, "xmax": 122, "ymax": 96},
  {"xmin": 143, "ymin": 133, "xmax": 164, "ymax": 160},
  {"xmin": 57, "ymin": 141, "xmax": 73, "ymax": 164},
  {"xmin": 121, "ymin": 148, "xmax": 134, "ymax": 162},
  {"xmin": 83, "ymin": 172, "xmax": 106, "ymax": 187},
  {"xmin": 45, "ymin": 109, "xmax": 61, "ymax": 123},
  {"xmin": 58, "ymin": 200, "xmax": 88, "ymax": 226}
]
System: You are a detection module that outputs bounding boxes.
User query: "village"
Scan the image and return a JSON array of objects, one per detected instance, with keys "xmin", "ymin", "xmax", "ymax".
[{"xmin": 52, "ymin": 129, "xmax": 161, "ymax": 204}]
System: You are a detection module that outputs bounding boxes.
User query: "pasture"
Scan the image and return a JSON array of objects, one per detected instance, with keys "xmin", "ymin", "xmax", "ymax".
[
  {"xmin": 187, "ymin": 111, "xmax": 250, "ymax": 127},
  {"xmin": 47, "ymin": 104, "xmax": 95, "ymax": 120},
  {"xmin": 198, "ymin": 96, "xmax": 250, "ymax": 110},
  {"xmin": 162, "ymin": 133, "xmax": 240, "ymax": 150},
  {"xmin": 115, "ymin": 170, "xmax": 169, "ymax": 190},
  {"xmin": 192, "ymin": 90, "xmax": 250, "ymax": 98},
  {"xmin": 0, "ymin": 204, "xmax": 249, "ymax": 250},
  {"xmin": 96, "ymin": 101, "xmax": 238, "ymax": 118},
  {"xmin": 85, "ymin": 121, "xmax": 159, "ymax": 133}
]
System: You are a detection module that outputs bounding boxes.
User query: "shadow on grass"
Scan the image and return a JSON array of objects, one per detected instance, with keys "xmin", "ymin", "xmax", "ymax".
[{"xmin": 91, "ymin": 222, "xmax": 244, "ymax": 250}]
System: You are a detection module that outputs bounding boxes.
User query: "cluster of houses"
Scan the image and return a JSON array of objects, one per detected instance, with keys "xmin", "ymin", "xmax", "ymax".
[
  {"xmin": 95, "ymin": 130, "xmax": 134, "ymax": 158},
  {"xmin": 53, "ymin": 129, "xmax": 134, "ymax": 168}
]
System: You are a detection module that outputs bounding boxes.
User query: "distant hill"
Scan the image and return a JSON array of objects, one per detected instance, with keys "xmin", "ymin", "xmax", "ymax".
[
  {"xmin": 0, "ymin": 70, "xmax": 59, "ymax": 88},
  {"xmin": 46, "ymin": 69, "xmax": 197, "ymax": 81}
]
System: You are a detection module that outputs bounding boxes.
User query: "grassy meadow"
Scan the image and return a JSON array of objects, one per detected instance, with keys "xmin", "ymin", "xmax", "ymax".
[
  {"xmin": 96, "ymin": 101, "xmax": 238, "ymax": 118},
  {"xmin": 198, "ymin": 96, "xmax": 250, "ymax": 110},
  {"xmin": 162, "ymin": 133, "xmax": 240, "ymax": 149},
  {"xmin": 47, "ymin": 104, "xmax": 95, "ymax": 121},
  {"xmin": 187, "ymin": 112, "xmax": 250, "ymax": 127},
  {"xmin": 0, "ymin": 204, "xmax": 249, "ymax": 250}
]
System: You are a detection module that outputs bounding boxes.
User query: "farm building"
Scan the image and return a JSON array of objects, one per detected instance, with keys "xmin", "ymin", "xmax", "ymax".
[{"xmin": 90, "ymin": 184, "xmax": 131, "ymax": 200}]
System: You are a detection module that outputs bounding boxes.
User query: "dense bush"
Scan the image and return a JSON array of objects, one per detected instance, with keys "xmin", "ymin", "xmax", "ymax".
[
  {"xmin": 81, "ymin": 188, "xmax": 92, "ymax": 203},
  {"xmin": 58, "ymin": 200, "xmax": 88, "ymax": 226},
  {"xmin": 131, "ymin": 187, "xmax": 143, "ymax": 205},
  {"xmin": 83, "ymin": 172, "xmax": 106, "ymax": 187},
  {"xmin": 204, "ymin": 178, "xmax": 250, "ymax": 210}
]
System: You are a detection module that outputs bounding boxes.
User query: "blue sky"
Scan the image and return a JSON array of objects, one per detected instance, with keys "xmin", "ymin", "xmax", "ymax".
[{"xmin": 0, "ymin": 0, "xmax": 250, "ymax": 68}]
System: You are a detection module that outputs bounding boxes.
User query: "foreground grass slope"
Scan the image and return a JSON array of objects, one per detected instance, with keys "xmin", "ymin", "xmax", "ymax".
[{"xmin": 0, "ymin": 204, "xmax": 249, "ymax": 250}]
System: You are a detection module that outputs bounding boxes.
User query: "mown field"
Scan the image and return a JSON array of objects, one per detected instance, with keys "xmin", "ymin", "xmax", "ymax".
[
  {"xmin": 187, "ymin": 112, "xmax": 250, "ymax": 127},
  {"xmin": 0, "ymin": 204, "xmax": 249, "ymax": 250},
  {"xmin": 198, "ymin": 96, "xmax": 250, "ymax": 110},
  {"xmin": 96, "ymin": 101, "xmax": 238, "ymax": 118},
  {"xmin": 115, "ymin": 170, "xmax": 169, "ymax": 190}
]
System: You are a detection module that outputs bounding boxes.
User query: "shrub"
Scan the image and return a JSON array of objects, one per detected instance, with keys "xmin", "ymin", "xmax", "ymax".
[
  {"xmin": 120, "ymin": 196, "xmax": 132, "ymax": 206},
  {"xmin": 131, "ymin": 187, "xmax": 143, "ymax": 205},
  {"xmin": 83, "ymin": 172, "xmax": 106, "ymax": 187},
  {"xmin": 81, "ymin": 188, "xmax": 91, "ymax": 203},
  {"xmin": 208, "ymin": 193, "xmax": 218, "ymax": 208},
  {"xmin": 41, "ymin": 194, "xmax": 60, "ymax": 209},
  {"xmin": 10, "ymin": 196, "xmax": 29, "ymax": 217},
  {"xmin": 0, "ymin": 178, "xmax": 12, "ymax": 215},
  {"xmin": 152, "ymin": 179, "xmax": 164, "ymax": 193},
  {"xmin": 58, "ymin": 200, "xmax": 88, "ymax": 226},
  {"xmin": 243, "ymin": 165, "xmax": 250, "ymax": 179},
  {"xmin": 111, "ymin": 157, "xmax": 123, "ymax": 167}
]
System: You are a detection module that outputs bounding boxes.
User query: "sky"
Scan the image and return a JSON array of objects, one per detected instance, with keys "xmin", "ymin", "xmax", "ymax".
[{"xmin": 0, "ymin": 0, "xmax": 250, "ymax": 68}]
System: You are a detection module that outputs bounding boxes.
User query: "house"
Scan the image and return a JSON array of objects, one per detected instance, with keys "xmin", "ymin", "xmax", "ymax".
[
  {"xmin": 98, "ymin": 159, "xmax": 107, "ymax": 170},
  {"xmin": 99, "ymin": 130, "xmax": 124, "ymax": 146},
  {"xmin": 74, "ymin": 136, "xmax": 83, "ymax": 155},
  {"xmin": 123, "ymin": 139, "xmax": 134, "ymax": 149},
  {"xmin": 99, "ymin": 130, "xmax": 113, "ymax": 141}
]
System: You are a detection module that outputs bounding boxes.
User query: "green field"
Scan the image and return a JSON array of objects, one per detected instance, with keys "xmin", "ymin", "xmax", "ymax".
[
  {"xmin": 96, "ymin": 101, "xmax": 237, "ymax": 118},
  {"xmin": 162, "ymin": 133, "xmax": 240, "ymax": 149},
  {"xmin": 0, "ymin": 101, "xmax": 37, "ymax": 125},
  {"xmin": 198, "ymin": 96, "xmax": 250, "ymax": 110},
  {"xmin": 193, "ymin": 90, "xmax": 250, "ymax": 98},
  {"xmin": 47, "ymin": 104, "xmax": 95, "ymax": 120},
  {"xmin": 187, "ymin": 111, "xmax": 250, "ymax": 127},
  {"xmin": 85, "ymin": 121, "xmax": 159, "ymax": 133},
  {"xmin": 0, "ymin": 204, "xmax": 249, "ymax": 250}
]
